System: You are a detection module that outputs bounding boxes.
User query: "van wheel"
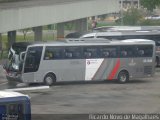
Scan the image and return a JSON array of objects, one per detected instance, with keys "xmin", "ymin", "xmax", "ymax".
[
  {"xmin": 118, "ymin": 71, "xmax": 129, "ymax": 84},
  {"xmin": 44, "ymin": 74, "xmax": 56, "ymax": 86}
]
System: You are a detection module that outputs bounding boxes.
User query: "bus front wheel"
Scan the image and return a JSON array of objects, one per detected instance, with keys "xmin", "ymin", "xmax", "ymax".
[
  {"xmin": 117, "ymin": 71, "xmax": 129, "ymax": 84},
  {"xmin": 44, "ymin": 73, "xmax": 56, "ymax": 86}
]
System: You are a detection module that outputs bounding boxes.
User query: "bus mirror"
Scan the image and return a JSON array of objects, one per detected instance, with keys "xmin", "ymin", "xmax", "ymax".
[{"xmin": 20, "ymin": 52, "xmax": 26, "ymax": 61}]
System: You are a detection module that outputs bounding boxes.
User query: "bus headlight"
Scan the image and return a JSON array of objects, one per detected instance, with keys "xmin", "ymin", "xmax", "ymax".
[{"xmin": 12, "ymin": 64, "xmax": 19, "ymax": 71}]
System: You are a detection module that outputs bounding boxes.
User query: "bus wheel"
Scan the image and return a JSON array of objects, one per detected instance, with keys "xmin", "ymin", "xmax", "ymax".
[
  {"xmin": 117, "ymin": 71, "xmax": 129, "ymax": 84},
  {"xmin": 44, "ymin": 73, "xmax": 56, "ymax": 86}
]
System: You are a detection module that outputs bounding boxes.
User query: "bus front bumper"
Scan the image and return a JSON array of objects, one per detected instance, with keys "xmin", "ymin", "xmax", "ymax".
[{"xmin": 6, "ymin": 73, "xmax": 22, "ymax": 82}]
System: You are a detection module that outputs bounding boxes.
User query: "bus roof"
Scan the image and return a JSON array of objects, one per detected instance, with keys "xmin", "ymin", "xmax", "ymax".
[
  {"xmin": 81, "ymin": 30, "xmax": 160, "ymax": 38},
  {"xmin": 93, "ymin": 26, "xmax": 160, "ymax": 32},
  {"xmin": 27, "ymin": 39, "xmax": 155, "ymax": 48},
  {"xmin": 0, "ymin": 91, "xmax": 27, "ymax": 98}
]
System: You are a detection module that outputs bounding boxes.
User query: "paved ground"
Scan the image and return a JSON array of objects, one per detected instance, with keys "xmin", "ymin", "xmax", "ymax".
[
  {"xmin": 0, "ymin": 62, "xmax": 160, "ymax": 120},
  {"xmin": 27, "ymin": 68, "xmax": 160, "ymax": 119},
  {"xmin": 28, "ymin": 73, "xmax": 160, "ymax": 114}
]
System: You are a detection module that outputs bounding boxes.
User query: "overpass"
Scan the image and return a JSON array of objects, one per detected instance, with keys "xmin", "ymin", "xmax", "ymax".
[{"xmin": 0, "ymin": 0, "xmax": 120, "ymax": 47}]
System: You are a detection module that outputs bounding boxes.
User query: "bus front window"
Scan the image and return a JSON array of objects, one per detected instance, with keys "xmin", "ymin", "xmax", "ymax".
[{"xmin": 24, "ymin": 47, "xmax": 43, "ymax": 73}]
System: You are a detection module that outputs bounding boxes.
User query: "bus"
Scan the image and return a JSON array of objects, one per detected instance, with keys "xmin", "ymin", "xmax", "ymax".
[
  {"xmin": 5, "ymin": 38, "xmax": 155, "ymax": 85},
  {"xmin": 93, "ymin": 26, "xmax": 160, "ymax": 32},
  {"xmin": 80, "ymin": 30, "xmax": 160, "ymax": 66},
  {"xmin": 0, "ymin": 91, "xmax": 31, "ymax": 120}
]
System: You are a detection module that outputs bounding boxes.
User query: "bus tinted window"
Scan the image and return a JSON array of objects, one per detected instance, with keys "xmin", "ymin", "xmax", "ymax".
[
  {"xmin": 65, "ymin": 47, "xmax": 82, "ymax": 59},
  {"xmin": 83, "ymin": 46, "xmax": 98, "ymax": 58},
  {"xmin": 99, "ymin": 46, "xmax": 117, "ymax": 58},
  {"xmin": 44, "ymin": 47, "xmax": 64, "ymax": 60},
  {"xmin": 135, "ymin": 45, "xmax": 153, "ymax": 57},
  {"xmin": 119, "ymin": 46, "xmax": 134, "ymax": 58},
  {"xmin": 0, "ymin": 105, "xmax": 6, "ymax": 114}
]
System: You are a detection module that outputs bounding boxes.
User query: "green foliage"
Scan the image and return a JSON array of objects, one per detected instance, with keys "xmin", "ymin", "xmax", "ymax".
[
  {"xmin": 140, "ymin": 0, "xmax": 160, "ymax": 11},
  {"xmin": 140, "ymin": 19, "xmax": 160, "ymax": 26},
  {"xmin": 122, "ymin": 8, "xmax": 143, "ymax": 25}
]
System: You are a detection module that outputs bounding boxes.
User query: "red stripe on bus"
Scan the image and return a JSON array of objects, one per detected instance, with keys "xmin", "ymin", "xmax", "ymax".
[{"xmin": 108, "ymin": 58, "xmax": 120, "ymax": 80}]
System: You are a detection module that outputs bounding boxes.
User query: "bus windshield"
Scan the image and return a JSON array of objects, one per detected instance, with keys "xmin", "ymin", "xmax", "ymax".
[
  {"xmin": 24, "ymin": 46, "xmax": 43, "ymax": 73},
  {"xmin": 4, "ymin": 42, "xmax": 31, "ymax": 73}
]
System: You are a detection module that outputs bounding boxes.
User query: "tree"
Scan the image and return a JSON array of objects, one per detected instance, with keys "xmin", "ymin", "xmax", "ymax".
[
  {"xmin": 122, "ymin": 8, "xmax": 143, "ymax": 25},
  {"xmin": 140, "ymin": 0, "xmax": 160, "ymax": 11},
  {"xmin": 21, "ymin": 28, "xmax": 30, "ymax": 41}
]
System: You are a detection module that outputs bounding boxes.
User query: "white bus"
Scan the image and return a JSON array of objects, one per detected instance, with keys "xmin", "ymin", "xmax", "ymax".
[
  {"xmin": 5, "ymin": 38, "xmax": 155, "ymax": 85},
  {"xmin": 80, "ymin": 30, "xmax": 160, "ymax": 66}
]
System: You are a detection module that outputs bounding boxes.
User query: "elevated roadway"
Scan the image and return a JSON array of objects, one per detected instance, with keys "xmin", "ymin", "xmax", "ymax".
[{"xmin": 0, "ymin": 0, "xmax": 120, "ymax": 33}]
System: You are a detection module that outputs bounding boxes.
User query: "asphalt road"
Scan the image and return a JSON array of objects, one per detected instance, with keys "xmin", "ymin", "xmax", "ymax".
[
  {"xmin": 1, "ymin": 66, "xmax": 160, "ymax": 120},
  {"xmin": 28, "ymin": 69, "xmax": 160, "ymax": 114}
]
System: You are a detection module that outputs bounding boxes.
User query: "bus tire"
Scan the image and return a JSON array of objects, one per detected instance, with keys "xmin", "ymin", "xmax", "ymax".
[
  {"xmin": 117, "ymin": 71, "xmax": 129, "ymax": 84},
  {"xmin": 44, "ymin": 73, "xmax": 56, "ymax": 86}
]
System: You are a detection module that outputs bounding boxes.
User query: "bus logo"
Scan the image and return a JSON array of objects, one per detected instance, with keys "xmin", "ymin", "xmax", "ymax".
[
  {"xmin": 129, "ymin": 59, "xmax": 136, "ymax": 66},
  {"xmin": 87, "ymin": 60, "xmax": 90, "ymax": 65}
]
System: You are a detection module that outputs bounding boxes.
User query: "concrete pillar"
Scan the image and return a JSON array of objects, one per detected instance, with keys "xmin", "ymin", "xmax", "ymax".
[
  {"xmin": 57, "ymin": 23, "xmax": 64, "ymax": 40},
  {"xmin": 81, "ymin": 18, "xmax": 88, "ymax": 32},
  {"xmin": 75, "ymin": 19, "xmax": 81, "ymax": 32},
  {"xmin": 8, "ymin": 31, "xmax": 16, "ymax": 50},
  {"xmin": 75, "ymin": 18, "xmax": 88, "ymax": 33},
  {"xmin": 33, "ymin": 26, "xmax": 43, "ymax": 41}
]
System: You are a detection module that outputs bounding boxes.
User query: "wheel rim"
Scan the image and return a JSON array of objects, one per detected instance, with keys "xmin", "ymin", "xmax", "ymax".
[
  {"xmin": 119, "ymin": 74, "xmax": 127, "ymax": 82},
  {"xmin": 45, "ymin": 76, "xmax": 53, "ymax": 85}
]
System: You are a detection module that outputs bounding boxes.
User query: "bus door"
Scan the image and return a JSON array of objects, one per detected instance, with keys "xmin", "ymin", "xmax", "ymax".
[{"xmin": 22, "ymin": 46, "xmax": 43, "ymax": 83}]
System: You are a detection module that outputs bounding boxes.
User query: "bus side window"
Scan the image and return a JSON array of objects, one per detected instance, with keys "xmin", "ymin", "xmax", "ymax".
[
  {"xmin": 103, "ymin": 51, "xmax": 110, "ymax": 57},
  {"xmin": 119, "ymin": 46, "xmax": 134, "ymax": 58},
  {"xmin": 54, "ymin": 52, "xmax": 61, "ymax": 59},
  {"xmin": 121, "ymin": 51, "xmax": 127, "ymax": 57},
  {"xmin": 65, "ymin": 52, "xmax": 73, "ymax": 58},
  {"xmin": 64, "ymin": 46, "xmax": 82, "ymax": 59},
  {"xmin": 110, "ymin": 50, "xmax": 117, "ymax": 57},
  {"xmin": 84, "ymin": 52, "xmax": 92, "ymax": 58},
  {"xmin": 45, "ymin": 47, "xmax": 65, "ymax": 60},
  {"xmin": 44, "ymin": 50, "xmax": 53, "ymax": 60},
  {"xmin": 83, "ymin": 47, "xmax": 98, "ymax": 58},
  {"xmin": 138, "ymin": 50, "xmax": 144, "ymax": 56},
  {"xmin": 135, "ymin": 45, "xmax": 153, "ymax": 57}
]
